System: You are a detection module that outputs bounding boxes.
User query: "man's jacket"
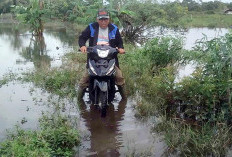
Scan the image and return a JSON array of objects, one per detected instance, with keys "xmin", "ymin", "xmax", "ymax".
[
  {"xmin": 78, "ymin": 22, "xmax": 124, "ymax": 67},
  {"xmin": 79, "ymin": 22, "xmax": 124, "ymax": 49}
]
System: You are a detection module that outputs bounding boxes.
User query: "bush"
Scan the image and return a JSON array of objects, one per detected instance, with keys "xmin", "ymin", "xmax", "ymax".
[
  {"xmin": 140, "ymin": 37, "xmax": 183, "ymax": 68},
  {"xmin": 156, "ymin": 119, "xmax": 232, "ymax": 156},
  {"xmin": 0, "ymin": 115, "xmax": 80, "ymax": 157},
  {"xmin": 175, "ymin": 33, "xmax": 232, "ymax": 123},
  {"xmin": 121, "ymin": 37, "xmax": 183, "ymax": 116}
]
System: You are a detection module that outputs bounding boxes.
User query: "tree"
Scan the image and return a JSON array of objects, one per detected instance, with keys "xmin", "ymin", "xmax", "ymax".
[
  {"xmin": 13, "ymin": 0, "xmax": 46, "ymax": 36},
  {"xmin": 163, "ymin": 2, "xmax": 187, "ymax": 23},
  {"xmin": 115, "ymin": 1, "xmax": 186, "ymax": 42},
  {"xmin": 181, "ymin": 0, "xmax": 201, "ymax": 11},
  {"xmin": 0, "ymin": 0, "xmax": 12, "ymax": 13},
  {"xmin": 227, "ymin": 2, "xmax": 232, "ymax": 9}
]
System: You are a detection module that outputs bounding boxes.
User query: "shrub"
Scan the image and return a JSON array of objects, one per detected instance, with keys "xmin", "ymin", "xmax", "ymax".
[
  {"xmin": 0, "ymin": 115, "xmax": 80, "ymax": 157},
  {"xmin": 140, "ymin": 36, "xmax": 183, "ymax": 68},
  {"xmin": 156, "ymin": 119, "xmax": 232, "ymax": 156},
  {"xmin": 175, "ymin": 33, "xmax": 232, "ymax": 123}
]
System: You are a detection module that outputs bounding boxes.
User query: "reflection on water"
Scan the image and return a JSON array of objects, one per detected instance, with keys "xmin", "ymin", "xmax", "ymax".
[
  {"xmin": 0, "ymin": 82, "xmax": 51, "ymax": 141},
  {"xmin": 19, "ymin": 36, "xmax": 51, "ymax": 70},
  {"xmin": 183, "ymin": 27, "xmax": 229, "ymax": 50},
  {"xmin": 78, "ymin": 98, "xmax": 127, "ymax": 156},
  {"xmin": 0, "ymin": 24, "xmax": 79, "ymax": 141},
  {"xmin": 0, "ymin": 24, "xmax": 78, "ymax": 76},
  {"xmin": 77, "ymin": 95, "xmax": 164, "ymax": 156},
  {"xmin": 143, "ymin": 27, "xmax": 229, "ymax": 50}
]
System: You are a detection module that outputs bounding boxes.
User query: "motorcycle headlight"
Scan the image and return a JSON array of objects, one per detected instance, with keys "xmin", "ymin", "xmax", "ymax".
[{"xmin": 97, "ymin": 49, "xmax": 109, "ymax": 58}]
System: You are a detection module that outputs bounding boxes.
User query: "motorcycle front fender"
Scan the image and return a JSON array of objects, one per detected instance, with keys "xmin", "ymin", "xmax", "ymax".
[{"xmin": 94, "ymin": 80, "xmax": 108, "ymax": 92}]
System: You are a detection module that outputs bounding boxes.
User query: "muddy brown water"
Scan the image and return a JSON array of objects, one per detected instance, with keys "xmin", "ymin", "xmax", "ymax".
[
  {"xmin": 77, "ymin": 95, "xmax": 165, "ymax": 156},
  {"xmin": 0, "ymin": 24, "xmax": 229, "ymax": 156}
]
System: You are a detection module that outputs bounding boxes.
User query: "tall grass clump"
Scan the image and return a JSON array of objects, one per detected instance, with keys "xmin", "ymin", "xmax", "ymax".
[
  {"xmin": 139, "ymin": 36, "xmax": 183, "ymax": 68},
  {"xmin": 0, "ymin": 114, "xmax": 80, "ymax": 157},
  {"xmin": 154, "ymin": 33, "xmax": 232, "ymax": 156},
  {"xmin": 155, "ymin": 119, "xmax": 232, "ymax": 156},
  {"xmin": 175, "ymin": 33, "xmax": 232, "ymax": 124},
  {"xmin": 121, "ymin": 37, "xmax": 183, "ymax": 116}
]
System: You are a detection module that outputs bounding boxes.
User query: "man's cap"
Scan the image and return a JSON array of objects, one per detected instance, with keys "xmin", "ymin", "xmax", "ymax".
[{"xmin": 97, "ymin": 9, "xmax": 109, "ymax": 19}]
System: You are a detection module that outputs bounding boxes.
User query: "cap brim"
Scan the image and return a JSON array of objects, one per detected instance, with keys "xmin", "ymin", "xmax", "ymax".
[{"xmin": 97, "ymin": 16, "xmax": 109, "ymax": 19}]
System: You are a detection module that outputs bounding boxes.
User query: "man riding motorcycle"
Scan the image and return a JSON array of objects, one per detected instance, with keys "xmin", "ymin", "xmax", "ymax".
[{"xmin": 78, "ymin": 8, "xmax": 126, "ymax": 100}]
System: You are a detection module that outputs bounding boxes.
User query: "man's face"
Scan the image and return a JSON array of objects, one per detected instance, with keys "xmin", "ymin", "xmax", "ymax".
[{"xmin": 97, "ymin": 18, "xmax": 110, "ymax": 29}]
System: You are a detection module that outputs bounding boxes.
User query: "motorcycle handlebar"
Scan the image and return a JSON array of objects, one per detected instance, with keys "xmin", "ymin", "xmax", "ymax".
[{"xmin": 86, "ymin": 46, "xmax": 119, "ymax": 54}]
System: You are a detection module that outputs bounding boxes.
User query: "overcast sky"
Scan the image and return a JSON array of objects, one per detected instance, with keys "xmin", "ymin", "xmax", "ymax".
[
  {"xmin": 201, "ymin": 0, "xmax": 231, "ymax": 2},
  {"xmin": 166, "ymin": 0, "xmax": 231, "ymax": 3}
]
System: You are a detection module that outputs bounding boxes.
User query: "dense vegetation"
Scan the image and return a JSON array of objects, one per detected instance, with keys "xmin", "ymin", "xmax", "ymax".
[
  {"xmin": 1, "ymin": 0, "xmax": 231, "ymax": 15},
  {"xmin": 1, "ymin": 0, "xmax": 232, "ymax": 40}
]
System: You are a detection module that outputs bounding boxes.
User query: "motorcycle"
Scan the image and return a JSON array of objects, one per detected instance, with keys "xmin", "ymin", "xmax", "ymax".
[{"xmin": 86, "ymin": 45, "xmax": 118, "ymax": 117}]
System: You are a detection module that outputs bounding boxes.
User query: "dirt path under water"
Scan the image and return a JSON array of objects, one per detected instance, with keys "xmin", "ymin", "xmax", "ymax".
[{"xmin": 76, "ymin": 93, "xmax": 165, "ymax": 156}]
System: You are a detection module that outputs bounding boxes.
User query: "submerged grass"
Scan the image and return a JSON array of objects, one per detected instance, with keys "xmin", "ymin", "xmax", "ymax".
[
  {"xmin": 24, "ymin": 69, "xmax": 78, "ymax": 98},
  {"xmin": 0, "ymin": 52, "xmax": 84, "ymax": 156},
  {"xmin": 22, "ymin": 52, "xmax": 86, "ymax": 98},
  {"xmin": 0, "ymin": 72, "xmax": 18, "ymax": 87}
]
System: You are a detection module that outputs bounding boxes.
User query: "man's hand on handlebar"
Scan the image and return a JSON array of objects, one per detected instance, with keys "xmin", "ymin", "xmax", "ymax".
[
  {"xmin": 118, "ymin": 48, "xmax": 125, "ymax": 54},
  {"xmin": 80, "ymin": 46, "xmax": 87, "ymax": 53}
]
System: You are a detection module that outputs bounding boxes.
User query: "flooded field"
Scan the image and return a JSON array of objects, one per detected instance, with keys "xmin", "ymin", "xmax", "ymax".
[{"xmin": 0, "ymin": 24, "xmax": 229, "ymax": 156}]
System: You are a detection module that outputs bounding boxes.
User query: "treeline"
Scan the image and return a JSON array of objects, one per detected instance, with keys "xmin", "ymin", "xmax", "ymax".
[
  {"xmin": 0, "ymin": 0, "xmax": 188, "ymax": 41},
  {"xmin": 1, "ymin": 0, "xmax": 231, "ymax": 40},
  {"xmin": 182, "ymin": 0, "xmax": 232, "ymax": 13},
  {"xmin": 1, "ymin": 0, "xmax": 232, "ymax": 15}
]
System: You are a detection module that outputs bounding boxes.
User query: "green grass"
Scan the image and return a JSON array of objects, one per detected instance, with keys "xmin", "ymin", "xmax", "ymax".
[
  {"xmin": 44, "ymin": 19, "xmax": 85, "ymax": 33},
  {"xmin": 0, "ymin": 72, "xmax": 18, "ymax": 87},
  {"xmin": 120, "ymin": 37, "xmax": 183, "ymax": 116},
  {"xmin": 0, "ymin": 114, "xmax": 80, "ymax": 157},
  {"xmin": 180, "ymin": 12, "xmax": 232, "ymax": 28},
  {"xmin": 155, "ymin": 119, "xmax": 232, "ymax": 156},
  {"xmin": 22, "ymin": 52, "xmax": 86, "ymax": 98}
]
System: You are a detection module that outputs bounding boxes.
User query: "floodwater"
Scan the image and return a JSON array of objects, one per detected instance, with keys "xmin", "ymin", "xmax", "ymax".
[{"xmin": 0, "ymin": 24, "xmax": 229, "ymax": 156}]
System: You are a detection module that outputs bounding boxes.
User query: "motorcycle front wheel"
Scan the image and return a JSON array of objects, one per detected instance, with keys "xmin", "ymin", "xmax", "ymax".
[{"xmin": 99, "ymin": 91, "xmax": 108, "ymax": 117}]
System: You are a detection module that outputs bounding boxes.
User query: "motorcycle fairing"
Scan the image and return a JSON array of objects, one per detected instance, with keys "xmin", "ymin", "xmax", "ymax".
[
  {"xmin": 88, "ymin": 59, "xmax": 116, "ymax": 76},
  {"xmin": 94, "ymin": 80, "xmax": 108, "ymax": 92}
]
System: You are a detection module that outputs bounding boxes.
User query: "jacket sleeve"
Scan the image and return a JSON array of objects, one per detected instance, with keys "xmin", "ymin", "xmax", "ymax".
[
  {"xmin": 78, "ymin": 25, "xmax": 91, "ymax": 47},
  {"xmin": 116, "ymin": 28, "xmax": 124, "ymax": 49}
]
